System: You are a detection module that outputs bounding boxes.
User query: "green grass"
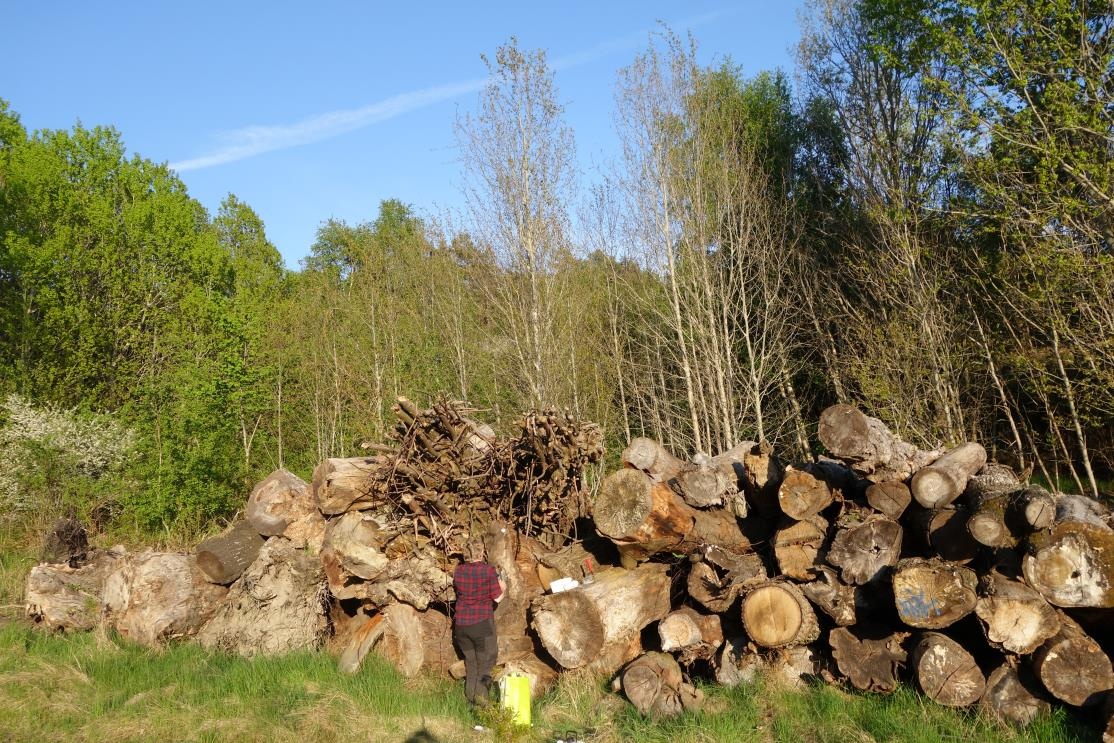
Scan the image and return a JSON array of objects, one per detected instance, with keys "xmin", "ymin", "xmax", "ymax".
[{"xmin": 0, "ymin": 622, "xmax": 1097, "ymax": 743}]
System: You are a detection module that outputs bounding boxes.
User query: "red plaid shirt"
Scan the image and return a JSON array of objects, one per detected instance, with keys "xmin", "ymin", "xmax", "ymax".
[{"xmin": 453, "ymin": 561, "xmax": 500, "ymax": 627}]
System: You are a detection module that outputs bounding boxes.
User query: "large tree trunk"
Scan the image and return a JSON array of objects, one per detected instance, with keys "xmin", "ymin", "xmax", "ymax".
[
  {"xmin": 827, "ymin": 512, "xmax": 902, "ymax": 585},
  {"xmin": 1031, "ymin": 614, "xmax": 1113, "ymax": 707},
  {"xmin": 197, "ymin": 537, "xmax": 328, "ymax": 657},
  {"xmin": 910, "ymin": 442, "xmax": 987, "ymax": 509},
  {"xmin": 25, "ymin": 547, "xmax": 127, "ymax": 631},
  {"xmin": 246, "ymin": 468, "xmax": 325, "ymax": 550},
  {"xmin": 828, "ymin": 625, "xmax": 908, "ymax": 693},
  {"xmin": 980, "ymin": 663, "xmax": 1051, "ymax": 728},
  {"xmin": 891, "ymin": 558, "xmax": 977, "ymax": 629},
  {"xmin": 817, "ymin": 404, "xmax": 938, "ymax": 482},
  {"xmin": 311, "ymin": 456, "xmax": 386, "ymax": 515},
  {"xmin": 741, "ymin": 581, "xmax": 820, "ymax": 648},
  {"xmin": 1023, "ymin": 494, "xmax": 1114, "ymax": 608},
  {"xmin": 531, "ymin": 563, "xmax": 671, "ymax": 670},
  {"xmin": 102, "ymin": 551, "xmax": 227, "ymax": 646},
  {"xmin": 911, "ymin": 632, "xmax": 986, "ymax": 707},
  {"xmin": 195, "ymin": 519, "xmax": 265, "ymax": 585},
  {"xmin": 974, "ymin": 572, "xmax": 1060, "ymax": 655},
  {"xmin": 658, "ymin": 606, "xmax": 723, "ymax": 663},
  {"xmin": 621, "ymin": 651, "xmax": 703, "ymax": 717}
]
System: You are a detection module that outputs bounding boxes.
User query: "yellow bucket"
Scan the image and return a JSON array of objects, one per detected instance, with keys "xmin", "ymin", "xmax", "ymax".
[{"xmin": 498, "ymin": 672, "xmax": 531, "ymax": 727}]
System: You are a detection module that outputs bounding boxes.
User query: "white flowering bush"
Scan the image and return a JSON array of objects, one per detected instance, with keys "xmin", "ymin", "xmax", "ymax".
[{"xmin": 0, "ymin": 394, "xmax": 135, "ymax": 514}]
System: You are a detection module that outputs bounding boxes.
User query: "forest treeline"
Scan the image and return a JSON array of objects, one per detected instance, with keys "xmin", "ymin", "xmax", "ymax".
[{"xmin": 1, "ymin": 0, "xmax": 1110, "ymax": 536}]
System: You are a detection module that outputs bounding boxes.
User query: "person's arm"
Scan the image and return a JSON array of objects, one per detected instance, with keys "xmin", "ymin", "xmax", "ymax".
[{"xmin": 492, "ymin": 567, "xmax": 506, "ymax": 604}]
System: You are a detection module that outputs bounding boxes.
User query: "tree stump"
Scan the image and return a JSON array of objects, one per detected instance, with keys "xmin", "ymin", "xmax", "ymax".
[
  {"xmin": 910, "ymin": 442, "xmax": 987, "ymax": 509},
  {"xmin": 773, "ymin": 515, "xmax": 827, "ymax": 580},
  {"xmin": 911, "ymin": 632, "xmax": 985, "ymax": 707},
  {"xmin": 195, "ymin": 519, "xmax": 265, "ymax": 585},
  {"xmin": 621, "ymin": 651, "xmax": 703, "ymax": 717},
  {"xmin": 741, "ymin": 581, "xmax": 820, "ymax": 648},
  {"xmin": 1032, "ymin": 614, "xmax": 1113, "ymax": 706},
  {"xmin": 827, "ymin": 512, "xmax": 902, "ymax": 585},
  {"xmin": 1023, "ymin": 494, "xmax": 1114, "ymax": 608},
  {"xmin": 980, "ymin": 663, "xmax": 1051, "ymax": 728},
  {"xmin": 828, "ymin": 626, "xmax": 908, "ymax": 693},
  {"xmin": 974, "ymin": 573, "xmax": 1059, "ymax": 655},
  {"xmin": 817, "ymin": 404, "xmax": 938, "ymax": 482},
  {"xmin": 892, "ymin": 558, "xmax": 977, "ymax": 629}
]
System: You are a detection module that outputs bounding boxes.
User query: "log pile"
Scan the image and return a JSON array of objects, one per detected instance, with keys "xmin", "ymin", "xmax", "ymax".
[{"xmin": 23, "ymin": 398, "xmax": 1114, "ymax": 737}]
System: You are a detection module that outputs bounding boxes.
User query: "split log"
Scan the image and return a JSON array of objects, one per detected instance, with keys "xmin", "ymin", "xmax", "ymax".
[
  {"xmin": 911, "ymin": 632, "xmax": 986, "ymax": 707},
  {"xmin": 196, "ymin": 537, "xmax": 328, "ymax": 657},
  {"xmin": 337, "ymin": 612, "xmax": 386, "ymax": 674},
  {"xmin": 974, "ymin": 573, "xmax": 1059, "ymax": 655},
  {"xmin": 772, "ymin": 515, "xmax": 827, "ymax": 580},
  {"xmin": 531, "ymin": 563, "xmax": 671, "ymax": 670},
  {"xmin": 102, "ymin": 551, "xmax": 227, "ymax": 646},
  {"xmin": 866, "ymin": 480, "xmax": 912, "ymax": 520},
  {"xmin": 817, "ymin": 404, "xmax": 938, "ymax": 482},
  {"xmin": 742, "ymin": 581, "xmax": 820, "ymax": 648},
  {"xmin": 910, "ymin": 442, "xmax": 987, "ymax": 509},
  {"xmin": 801, "ymin": 566, "xmax": 860, "ymax": 626},
  {"xmin": 371, "ymin": 602, "xmax": 425, "ymax": 678},
  {"xmin": 827, "ymin": 512, "xmax": 902, "ymax": 585},
  {"xmin": 907, "ymin": 505, "xmax": 980, "ymax": 564},
  {"xmin": 246, "ymin": 469, "xmax": 325, "ymax": 550},
  {"xmin": 324, "ymin": 542, "xmax": 452, "ymax": 610},
  {"xmin": 195, "ymin": 519, "xmax": 264, "ymax": 585},
  {"xmin": 311, "ymin": 456, "xmax": 386, "ymax": 515},
  {"xmin": 1023, "ymin": 494, "xmax": 1114, "ymax": 608},
  {"xmin": 25, "ymin": 547, "xmax": 126, "ymax": 631},
  {"xmin": 658, "ymin": 607, "xmax": 723, "ymax": 662},
  {"xmin": 593, "ymin": 468, "xmax": 750, "ymax": 560},
  {"xmin": 892, "ymin": 558, "xmax": 977, "ymax": 629},
  {"xmin": 828, "ymin": 625, "xmax": 908, "ymax": 693},
  {"xmin": 980, "ymin": 663, "xmax": 1051, "ymax": 728},
  {"xmin": 1032, "ymin": 614, "xmax": 1113, "ymax": 706},
  {"xmin": 621, "ymin": 437, "xmax": 683, "ymax": 482},
  {"xmin": 621, "ymin": 651, "xmax": 703, "ymax": 717},
  {"xmin": 686, "ymin": 547, "xmax": 766, "ymax": 613}
]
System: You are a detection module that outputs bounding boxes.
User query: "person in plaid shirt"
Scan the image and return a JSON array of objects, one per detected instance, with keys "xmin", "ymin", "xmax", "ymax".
[{"xmin": 453, "ymin": 536, "xmax": 505, "ymax": 707}]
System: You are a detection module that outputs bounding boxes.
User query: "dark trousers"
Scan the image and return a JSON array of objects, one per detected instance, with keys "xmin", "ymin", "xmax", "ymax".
[{"xmin": 454, "ymin": 618, "xmax": 497, "ymax": 704}]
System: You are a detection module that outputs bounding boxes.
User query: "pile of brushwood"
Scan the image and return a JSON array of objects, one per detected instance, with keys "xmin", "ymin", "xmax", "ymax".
[{"xmin": 24, "ymin": 400, "xmax": 1114, "ymax": 739}]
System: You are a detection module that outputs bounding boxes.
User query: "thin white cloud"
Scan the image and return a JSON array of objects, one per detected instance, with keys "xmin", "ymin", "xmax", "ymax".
[{"xmin": 170, "ymin": 8, "xmax": 735, "ymax": 172}]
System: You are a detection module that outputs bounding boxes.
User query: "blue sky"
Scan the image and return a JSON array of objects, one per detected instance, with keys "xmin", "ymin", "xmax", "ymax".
[{"xmin": 4, "ymin": 1, "xmax": 805, "ymax": 267}]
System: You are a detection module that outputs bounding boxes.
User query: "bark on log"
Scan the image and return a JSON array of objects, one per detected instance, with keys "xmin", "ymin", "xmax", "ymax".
[
  {"xmin": 907, "ymin": 505, "xmax": 980, "ymax": 564},
  {"xmin": 817, "ymin": 404, "xmax": 938, "ymax": 482},
  {"xmin": 964, "ymin": 463, "xmax": 1020, "ymax": 503},
  {"xmin": 658, "ymin": 606, "xmax": 723, "ymax": 662},
  {"xmin": 25, "ymin": 547, "xmax": 126, "ymax": 631},
  {"xmin": 910, "ymin": 442, "xmax": 987, "ymax": 509},
  {"xmin": 195, "ymin": 519, "xmax": 265, "ymax": 585},
  {"xmin": 593, "ymin": 468, "xmax": 750, "ymax": 560},
  {"xmin": 866, "ymin": 480, "xmax": 912, "ymax": 520},
  {"xmin": 622, "ymin": 438, "xmax": 683, "ymax": 482},
  {"xmin": 912, "ymin": 632, "xmax": 986, "ymax": 707},
  {"xmin": 311, "ymin": 456, "xmax": 386, "ymax": 515},
  {"xmin": 686, "ymin": 547, "xmax": 766, "ymax": 613},
  {"xmin": 732, "ymin": 440, "xmax": 785, "ymax": 518},
  {"xmin": 741, "ymin": 581, "xmax": 820, "ymax": 648},
  {"xmin": 531, "ymin": 563, "xmax": 671, "ymax": 670},
  {"xmin": 980, "ymin": 663, "xmax": 1051, "ymax": 728},
  {"xmin": 1023, "ymin": 494, "xmax": 1114, "ymax": 608},
  {"xmin": 197, "ymin": 537, "xmax": 328, "ymax": 657},
  {"xmin": 246, "ymin": 469, "xmax": 324, "ymax": 551},
  {"xmin": 827, "ymin": 512, "xmax": 902, "ymax": 585},
  {"xmin": 708, "ymin": 441, "xmax": 763, "ymax": 517},
  {"xmin": 773, "ymin": 515, "xmax": 827, "ymax": 581},
  {"xmin": 621, "ymin": 651, "xmax": 703, "ymax": 717},
  {"xmin": 974, "ymin": 573, "xmax": 1060, "ymax": 655},
  {"xmin": 828, "ymin": 626, "xmax": 908, "ymax": 693},
  {"xmin": 892, "ymin": 558, "xmax": 977, "ymax": 629},
  {"xmin": 1032, "ymin": 614, "xmax": 1113, "ymax": 707},
  {"xmin": 1016, "ymin": 485, "xmax": 1056, "ymax": 530},
  {"xmin": 801, "ymin": 566, "xmax": 860, "ymax": 626},
  {"xmin": 102, "ymin": 551, "xmax": 227, "ymax": 646}
]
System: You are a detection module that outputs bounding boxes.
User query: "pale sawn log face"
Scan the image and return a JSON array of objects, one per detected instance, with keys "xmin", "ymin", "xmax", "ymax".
[
  {"xmin": 892, "ymin": 558, "xmax": 977, "ymax": 629},
  {"xmin": 910, "ymin": 442, "xmax": 987, "ymax": 509},
  {"xmin": 1032, "ymin": 615, "xmax": 1114, "ymax": 707},
  {"xmin": 980, "ymin": 664, "xmax": 1052, "ymax": 728},
  {"xmin": 912, "ymin": 632, "xmax": 986, "ymax": 707}
]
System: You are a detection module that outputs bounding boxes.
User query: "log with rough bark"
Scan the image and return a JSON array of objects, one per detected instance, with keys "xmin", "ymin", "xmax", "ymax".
[
  {"xmin": 311, "ymin": 456, "xmax": 386, "ymax": 515},
  {"xmin": 742, "ymin": 581, "xmax": 820, "ymax": 648},
  {"xmin": 801, "ymin": 566, "xmax": 860, "ymax": 626},
  {"xmin": 1032, "ymin": 614, "xmax": 1114, "ymax": 707},
  {"xmin": 1023, "ymin": 494, "xmax": 1114, "ymax": 608},
  {"xmin": 195, "ymin": 519, "xmax": 265, "ymax": 585},
  {"xmin": 965, "ymin": 467, "xmax": 1035, "ymax": 549},
  {"xmin": 484, "ymin": 522, "xmax": 544, "ymax": 641},
  {"xmin": 772, "ymin": 515, "xmax": 827, "ymax": 580},
  {"xmin": 911, "ymin": 632, "xmax": 986, "ymax": 707},
  {"xmin": 910, "ymin": 442, "xmax": 987, "ymax": 509},
  {"xmin": 708, "ymin": 441, "xmax": 762, "ymax": 517},
  {"xmin": 866, "ymin": 480, "xmax": 912, "ymax": 520},
  {"xmin": 907, "ymin": 505, "xmax": 980, "ymax": 564},
  {"xmin": 980, "ymin": 663, "xmax": 1051, "ymax": 728},
  {"xmin": 974, "ymin": 573, "xmax": 1060, "ymax": 655},
  {"xmin": 246, "ymin": 468, "xmax": 325, "ymax": 550},
  {"xmin": 621, "ymin": 651, "xmax": 703, "ymax": 717},
  {"xmin": 817, "ymin": 404, "xmax": 938, "ymax": 482},
  {"xmin": 102, "ymin": 551, "xmax": 227, "ymax": 646},
  {"xmin": 531, "ymin": 563, "xmax": 671, "ymax": 670},
  {"xmin": 827, "ymin": 511, "xmax": 902, "ymax": 585},
  {"xmin": 686, "ymin": 546, "xmax": 766, "ymax": 613},
  {"xmin": 892, "ymin": 558, "xmax": 977, "ymax": 629},
  {"xmin": 658, "ymin": 606, "xmax": 723, "ymax": 663},
  {"xmin": 828, "ymin": 625, "xmax": 908, "ymax": 693},
  {"xmin": 621, "ymin": 437, "xmax": 683, "ymax": 482},
  {"xmin": 25, "ymin": 547, "xmax": 127, "ymax": 631},
  {"xmin": 592, "ymin": 468, "xmax": 750, "ymax": 560},
  {"xmin": 197, "ymin": 537, "xmax": 328, "ymax": 657},
  {"xmin": 732, "ymin": 440, "xmax": 785, "ymax": 518}
]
